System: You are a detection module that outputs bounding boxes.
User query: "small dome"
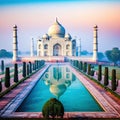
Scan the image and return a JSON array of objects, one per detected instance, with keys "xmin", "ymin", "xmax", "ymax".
[
  {"xmin": 48, "ymin": 18, "xmax": 65, "ymax": 38},
  {"xmin": 42, "ymin": 33, "xmax": 49, "ymax": 39},
  {"xmin": 65, "ymin": 33, "xmax": 72, "ymax": 40}
]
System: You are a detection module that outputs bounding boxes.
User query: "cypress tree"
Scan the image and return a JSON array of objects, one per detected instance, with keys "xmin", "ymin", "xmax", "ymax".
[
  {"xmin": 5, "ymin": 67, "xmax": 10, "ymax": 88},
  {"xmin": 80, "ymin": 61, "xmax": 83, "ymax": 70},
  {"xmin": 22, "ymin": 62, "xmax": 26, "ymax": 77},
  {"xmin": 98, "ymin": 65, "xmax": 102, "ymax": 81},
  {"xmin": 111, "ymin": 69, "xmax": 117, "ymax": 91},
  {"xmin": 75, "ymin": 60, "xmax": 77, "ymax": 67},
  {"xmin": 14, "ymin": 63, "xmax": 18, "ymax": 83},
  {"xmin": 76, "ymin": 60, "xmax": 79, "ymax": 68},
  {"xmin": 37, "ymin": 60, "xmax": 39, "ymax": 69},
  {"xmin": 104, "ymin": 67, "xmax": 109, "ymax": 86},
  {"xmin": 0, "ymin": 80, "xmax": 2, "ymax": 92},
  {"xmin": 1, "ymin": 60, "xmax": 4, "ymax": 74},
  {"xmin": 90, "ymin": 65, "xmax": 94, "ymax": 76},
  {"xmin": 34, "ymin": 61, "xmax": 37, "ymax": 70},
  {"xmin": 87, "ymin": 64, "xmax": 91, "ymax": 75},
  {"xmin": 33, "ymin": 62, "xmax": 35, "ymax": 71},
  {"xmin": 29, "ymin": 61, "xmax": 32, "ymax": 74},
  {"xmin": 83, "ymin": 62, "xmax": 87, "ymax": 73},
  {"xmin": 27, "ymin": 64, "xmax": 29, "ymax": 76}
]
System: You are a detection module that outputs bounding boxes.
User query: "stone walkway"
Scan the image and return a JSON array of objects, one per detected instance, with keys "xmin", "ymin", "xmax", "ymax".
[{"xmin": 0, "ymin": 63, "xmax": 120, "ymax": 119}]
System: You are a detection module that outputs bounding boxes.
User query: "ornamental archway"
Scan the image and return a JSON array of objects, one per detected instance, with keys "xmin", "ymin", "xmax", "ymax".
[{"xmin": 53, "ymin": 43, "xmax": 61, "ymax": 56}]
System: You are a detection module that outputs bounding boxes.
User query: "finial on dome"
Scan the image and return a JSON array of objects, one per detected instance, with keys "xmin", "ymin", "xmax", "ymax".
[
  {"xmin": 55, "ymin": 17, "xmax": 59, "ymax": 24},
  {"xmin": 13, "ymin": 24, "xmax": 17, "ymax": 28},
  {"xmin": 94, "ymin": 24, "xmax": 98, "ymax": 28}
]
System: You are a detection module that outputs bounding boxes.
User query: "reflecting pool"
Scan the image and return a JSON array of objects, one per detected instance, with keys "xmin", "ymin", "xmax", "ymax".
[{"xmin": 16, "ymin": 64, "xmax": 103, "ymax": 112}]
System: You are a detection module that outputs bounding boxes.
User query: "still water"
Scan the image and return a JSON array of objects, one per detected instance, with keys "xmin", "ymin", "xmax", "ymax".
[{"xmin": 16, "ymin": 64, "xmax": 103, "ymax": 112}]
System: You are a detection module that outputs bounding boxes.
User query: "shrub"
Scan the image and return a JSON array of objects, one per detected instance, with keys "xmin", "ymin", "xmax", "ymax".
[
  {"xmin": 76, "ymin": 60, "xmax": 79, "ymax": 68},
  {"xmin": 104, "ymin": 67, "xmax": 109, "ymax": 86},
  {"xmin": 22, "ymin": 62, "xmax": 26, "ymax": 77},
  {"xmin": 111, "ymin": 69, "xmax": 117, "ymax": 91},
  {"xmin": 14, "ymin": 63, "xmax": 18, "ymax": 83},
  {"xmin": 91, "ymin": 70, "xmax": 94, "ymax": 76},
  {"xmin": 27, "ymin": 64, "xmax": 29, "ymax": 76},
  {"xmin": 0, "ymin": 80, "xmax": 2, "ymax": 92},
  {"xmin": 90, "ymin": 65, "xmax": 95, "ymax": 76},
  {"xmin": 83, "ymin": 62, "xmax": 87, "ymax": 73},
  {"xmin": 42, "ymin": 98, "xmax": 64, "ymax": 119},
  {"xmin": 29, "ymin": 61, "xmax": 32, "ymax": 74},
  {"xmin": 35, "ymin": 60, "xmax": 38, "ymax": 69},
  {"xmin": 74, "ymin": 60, "xmax": 77, "ymax": 67},
  {"xmin": 5, "ymin": 67, "xmax": 10, "ymax": 88},
  {"xmin": 98, "ymin": 65, "xmax": 102, "ymax": 81},
  {"xmin": 1, "ymin": 60, "xmax": 4, "ymax": 73},
  {"xmin": 80, "ymin": 61, "xmax": 83, "ymax": 70},
  {"xmin": 34, "ymin": 61, "xmax": 37, "ymax": 70},
  {"xmin": 87, "ymin": 64, "xmax": 91, "ymax": 75}
]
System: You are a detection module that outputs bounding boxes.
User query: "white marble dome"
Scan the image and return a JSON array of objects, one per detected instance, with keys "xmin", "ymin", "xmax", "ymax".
[{"xmin": 48, "ymin": 18, "xmax": 65, "ymax": 38}]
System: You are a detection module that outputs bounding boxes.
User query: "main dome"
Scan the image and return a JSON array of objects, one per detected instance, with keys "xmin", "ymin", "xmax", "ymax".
[{"xmin": 48, "ymin": 18, "xmax": 65, "ymax": 38}]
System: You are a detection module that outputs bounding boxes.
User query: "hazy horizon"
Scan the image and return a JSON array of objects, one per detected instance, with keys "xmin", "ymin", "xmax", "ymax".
[{"xmin": 0, "ymin": 0, "xmax": 120, "ymax": 53}]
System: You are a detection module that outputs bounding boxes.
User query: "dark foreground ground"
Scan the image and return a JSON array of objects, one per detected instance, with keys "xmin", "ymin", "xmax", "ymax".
[{"xmin": 0, "ymin": 118, "xmax": 120, "ymax": 120}]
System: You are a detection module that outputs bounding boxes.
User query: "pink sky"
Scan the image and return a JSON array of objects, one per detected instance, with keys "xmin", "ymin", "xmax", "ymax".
[{"xmin": 0, "ymin": 1, "xmax": 120, "ymax": 52}]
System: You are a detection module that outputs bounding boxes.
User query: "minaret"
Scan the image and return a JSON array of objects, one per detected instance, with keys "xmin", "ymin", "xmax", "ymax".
[
  {"xmin": 78, "ymin": 39, "xmax": 81, "ymax": 56},
  {"xmin": 93, "ymin": 25, "xmax": 98, "ymax": 62},
  {"xmin": 13, "ymin": 25, "xmax": 18, "ymax": 62},
  {"xmin": 31, "ymin": 38, "xmax": 34, "ymax": 57}
]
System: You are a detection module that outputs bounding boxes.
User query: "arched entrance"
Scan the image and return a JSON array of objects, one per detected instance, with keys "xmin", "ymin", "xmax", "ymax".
[{"xmin": 53, "ymin": 43, "xmax": 61, "ymax": 56}]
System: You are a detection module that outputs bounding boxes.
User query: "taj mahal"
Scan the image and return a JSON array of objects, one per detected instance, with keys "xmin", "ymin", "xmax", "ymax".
[
  {"xmin": 37, "ymin": 18, "xmax": 76, "ymax": 57},
  {"xmin": 13, "ymin": 18, "xmax": 98, "ymax": 62}
]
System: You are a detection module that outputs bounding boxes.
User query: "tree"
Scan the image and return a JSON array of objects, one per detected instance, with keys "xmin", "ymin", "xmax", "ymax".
[
  {"xmin": 5, "ymin": 67, "xmax": 10, "ymax": 88},
  {"xmin": 104, "ymin": 67, "xmax": 109, "ymax": 86},
  {"xmin": 81, "ymin": 50, "xmax": 89, "ymax": 55},
  {"xmin": 27, "ymin": 64, "xmax": 29, "ymax": 76},
  {"xmin": 0, "ymin": 80, "xmax": 2, "ymax": 92},
  {"xmin": 1, "ymin": 60, "xmax": 4, "ymax": 73},
  {"xmin": 98, "ymin": 65, "xmax": 102, "ymax": 81},
  {"xmin": 29, "ymin": 61, "xmax": 32, "ymax": 74},
  {"xmin": 0, "ymin": 49, "xmax": 12, "ymax": 58},
  {"xmin": 42, "ymin": 98, "xmax": 64, "ymax": 119},
  {"xmin": 79, "ymin": 61, "xmax": 83, "ymax": 71},
  {"xmin": 76, "ymin": 60, "xmax": 79, "ymax": 68},
  {"xmin": 98, "ymin": 52, "xmax": 105, "ymax": 60},
  {"xmin": 87, "ymin": 64, "xmax": 91, "ymax": 75},
  {"xmin": 83, "ymin": 62, "xmax": 87, "ymax": 73},
  {"xmin": 22, "ymin": 62, "xmax": 26, "ymax": 77},
  {"xmin": 111, "ymin": 69, "xmax": 117, "ymax": 91},
  {"xmin": 105, "ymin": 47, "xmax": 120, "ymax": 65},
  {"xmin": 90, "ymin": 65, "xmax": 95, "ymax": 76},
  {"xmin": 14, "ymin": 63, "xmax": 18, "ymax": 83}
]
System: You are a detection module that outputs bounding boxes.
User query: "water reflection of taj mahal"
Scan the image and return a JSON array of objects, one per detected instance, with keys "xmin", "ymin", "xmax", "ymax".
[{"xmin": 42, "ymin": 65, "xmax": 75, "ymax": 98}]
